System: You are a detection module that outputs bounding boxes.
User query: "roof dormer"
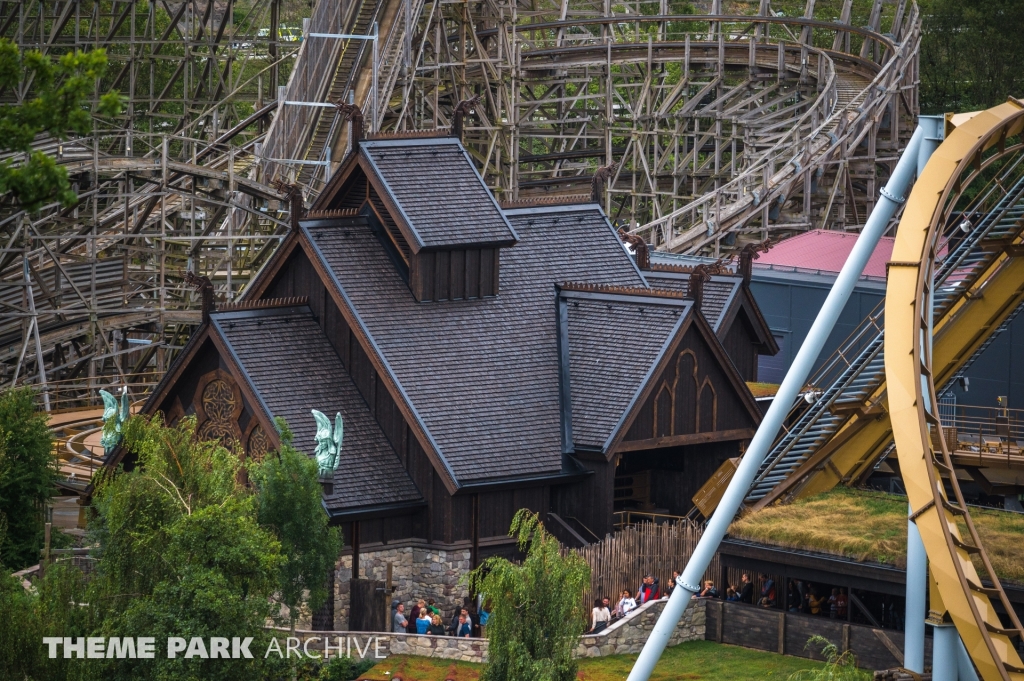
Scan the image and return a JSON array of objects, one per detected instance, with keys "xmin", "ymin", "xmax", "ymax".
[{"xmin": 313, "ymin": 135, "xmax": 518, "ymax": 302}]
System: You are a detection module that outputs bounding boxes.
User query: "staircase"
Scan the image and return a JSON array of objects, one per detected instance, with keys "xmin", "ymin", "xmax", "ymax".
[
  {"xmin": 742, "ymin": 167, "xmax": 1024, "ymax": 508},
  {"xmin": 296, "ymin": 0, "xmax": 382, "ymax": 188}
]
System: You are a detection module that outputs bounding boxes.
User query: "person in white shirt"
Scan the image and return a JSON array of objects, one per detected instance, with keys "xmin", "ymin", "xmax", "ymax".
[
  {"xmin": 590, "ymin": 598, "xmax": 611, "ymax": 633},
  {"xmin": 614, "ymin": 589, "xmax": 637, "ymax": 618}
]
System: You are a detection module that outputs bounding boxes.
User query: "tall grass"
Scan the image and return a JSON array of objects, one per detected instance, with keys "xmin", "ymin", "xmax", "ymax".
[{"xmin": 730, "ymin": 488, "xmax": 1024, "ymax": 583}]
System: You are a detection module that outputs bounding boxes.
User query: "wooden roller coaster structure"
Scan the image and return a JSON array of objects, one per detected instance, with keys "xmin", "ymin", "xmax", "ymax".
[{"xmin": 0, "ymin": 0, "xmax": 923, "ymax": 406}]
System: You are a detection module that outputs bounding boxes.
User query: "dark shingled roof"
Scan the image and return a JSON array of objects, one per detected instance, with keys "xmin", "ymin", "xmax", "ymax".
[
  {"xmin": 361, "ymin": 138, "xmax": 517, "ymax": 249},
  {"xmin": 702, "ymin": 278, "xmax": 742, "ymax": 329},
  {"xmin": 563, "ymin": 292, "xmax": 690, "ymax": 450},
  {"xmin": 643, "ymin": 270, "xmax": 741, "ymax": 331},
  {"xmin": 212, "ymin": 308, "xmax": 423, "ymax": 511},
  {"xmin": 304, "ymin": 205, "xmax": 646, "ymax": 483}
]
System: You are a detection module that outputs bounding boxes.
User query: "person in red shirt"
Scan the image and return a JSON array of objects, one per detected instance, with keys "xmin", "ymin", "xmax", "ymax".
[{"xmin": 636, "ymin": 574, "xmax": 661, "ymax": 604}]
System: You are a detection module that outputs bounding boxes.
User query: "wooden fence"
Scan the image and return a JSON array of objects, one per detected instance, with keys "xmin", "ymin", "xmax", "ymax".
[
  {"xmin": 570, "ymin": 520, "xmax": 720, "ymax": 606},
  {"xmin": 705, "ymin": 599, "xmax": 923, "ymax": 671}
]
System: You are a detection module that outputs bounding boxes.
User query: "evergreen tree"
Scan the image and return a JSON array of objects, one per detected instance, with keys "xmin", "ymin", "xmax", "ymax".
[{"xmin": 0, "ymin": 387, "xmax": 57, "ymax": 570}]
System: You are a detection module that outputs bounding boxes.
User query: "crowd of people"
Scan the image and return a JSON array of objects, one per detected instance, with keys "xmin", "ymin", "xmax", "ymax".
[
  {"xmin": 390, "ymin": 573, "xmax": 855, "ymax": 640},
  {"xmin": 585, "ymin": 573, "xmax": 668, "ymax": 634},
  {"xmin": 392, "ymin": 595, "xmax": 491, "ymax": 638},
  {"xmin": 684, "ymin": 572, "xmax": 852, "ymax": 619}
]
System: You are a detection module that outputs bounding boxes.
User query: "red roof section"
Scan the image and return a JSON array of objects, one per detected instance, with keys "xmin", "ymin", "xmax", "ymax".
[{"xmin": 756, "ymin": 230, "xmax": 894, "ymax": 279}]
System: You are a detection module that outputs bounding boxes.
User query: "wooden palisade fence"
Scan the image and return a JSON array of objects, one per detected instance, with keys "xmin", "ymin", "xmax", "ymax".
[{"xmin": 569, "ymin": 520, "xmax": 720, "ymax": 608}]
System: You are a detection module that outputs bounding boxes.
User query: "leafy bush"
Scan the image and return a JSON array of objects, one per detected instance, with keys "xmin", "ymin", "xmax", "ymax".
[
  {"xmin": 251, "ymin": 419, "xmax": 343, "ymax": 630},
  {"xmin": 87, "ymin": 414, "xmax": 285, "ymax": 681},
  {"xmin": 294, "ymin": 654, "xmax": 378, "ymax": 680},
  {"xmin": 469, "ymin": 509, "xmax": 591, "ymax": 681}
]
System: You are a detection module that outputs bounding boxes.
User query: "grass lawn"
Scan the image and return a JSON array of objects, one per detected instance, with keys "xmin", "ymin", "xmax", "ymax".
[
  {"xmin": 729, "ymin": 487, "xmax": 1024, "ymax": 582},
  {"xmin": 356, "ymin": 640, "xmax": 845, "ymax": 681}
]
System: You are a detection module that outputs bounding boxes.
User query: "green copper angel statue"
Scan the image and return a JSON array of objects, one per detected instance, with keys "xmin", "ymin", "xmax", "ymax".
[
  {"xmin": 311, "ymin": 409, "xmax": 343, "ymax": 479},
  {"xmin": 99, "ymin": 387, "xmax": 130, "ymax": 455}
]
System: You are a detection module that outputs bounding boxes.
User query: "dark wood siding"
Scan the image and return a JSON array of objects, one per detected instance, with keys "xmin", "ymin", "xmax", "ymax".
[
  {"xmin": 620, "ymin": 441, "xmax": 740, "ymax": 516},
  {"xmin": 551, "ymin": 457, "xmax": 616, "ymax": 539},
  {"xmin": 624, "ymin": 324, "xmax": 757, "ymax": 442},
  {"xmin": 705, "ymin": 600, "xmax": 917, "ymax": 671},
  {"xmin": 721, "ymin": 310, "xmax": 759, "ymax": 382},
  {"xmin": 150, "ymin": 339, "xmax": 261, "ymax": 464},
  {"xmin": 410, "ymin": 248, "xmax": 500, "ymax": 302}
]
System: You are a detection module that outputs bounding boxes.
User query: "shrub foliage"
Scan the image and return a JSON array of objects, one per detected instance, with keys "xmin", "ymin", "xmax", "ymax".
[{"xmin": 469, "ymin": 509, "xmax": 590, "ymax": 681}]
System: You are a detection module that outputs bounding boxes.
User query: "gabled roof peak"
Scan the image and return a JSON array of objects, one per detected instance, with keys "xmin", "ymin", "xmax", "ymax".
[{"xmin": 322, "ymin": 136, "xmax": 518, "ymax": 253}]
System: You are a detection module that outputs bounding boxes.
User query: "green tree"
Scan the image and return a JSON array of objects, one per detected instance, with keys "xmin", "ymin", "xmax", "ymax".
[
  {"xmin": 0, "ymin": 550, "xmax": 97, "ymax": 681},
  {"xmin": 468, "ymin": 509, "xmax": 591, "ymax": 681},
  {"xmin": 0, "ymin": 387, "xmax": 57, "ymax": 570},
  {"xmin": 87, "ymin": 414, "xmax": 285, "ymax": 681},
  {"xmin": 252, "ymin": 419, "xmax": 343, "ymax": 632},
  {"xmin": 0, "ymin": 38, "xmax": 121, "ymax": 211},
  {"xmin": 0, "ymin": 569, "xmax": 43, "ymax": 680},
  {"xmin": 919, "ymin": 0, "xmax": 1024, "ymax": 113}
]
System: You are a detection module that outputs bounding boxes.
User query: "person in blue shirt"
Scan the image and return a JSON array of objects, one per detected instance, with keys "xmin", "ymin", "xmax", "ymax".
[
  {"xmin": 457, "ymin": 613, "xmax": 472, "ymax": 638},
  {"xmin": 415, "ymin": 608, "xmax": 432, "ymax": 634},
  {"xmin": 478, "ymin": 599, "xmax": 491, "ymax": 638}
]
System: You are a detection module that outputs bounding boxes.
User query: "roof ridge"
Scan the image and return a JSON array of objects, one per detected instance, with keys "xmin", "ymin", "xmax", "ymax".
[
  {"xmin": 649, "ymin": 261, "xmax": 737, "ymax": 276},
  {"xmin": 560, "ymin": 282, "xmax": 686, "ymax": 300},
  {"xmin": 499, "ymin": 195, "xmax": 592, "ymax": 209},
  {"xmin": 304, "ymin": 208, "xmax": 361, "ymax": 220},
  {"xmin": 218, "ymin": 297, "xmax": 309, "ymax": 312},
  {"xmin": 364, "ymin": 130, "xmax": 451, "ymax": 140}
]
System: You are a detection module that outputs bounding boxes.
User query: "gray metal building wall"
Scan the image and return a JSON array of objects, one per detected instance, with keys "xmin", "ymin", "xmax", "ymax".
[{"xmin": 749, "ymin": 269, "xmax": 1024, "ymax": 410}]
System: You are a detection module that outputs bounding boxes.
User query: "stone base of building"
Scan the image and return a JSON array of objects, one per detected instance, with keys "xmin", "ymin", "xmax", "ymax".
[{"xmin": 334, "ymin": 545, "xmax": 473, "ymax": 629}]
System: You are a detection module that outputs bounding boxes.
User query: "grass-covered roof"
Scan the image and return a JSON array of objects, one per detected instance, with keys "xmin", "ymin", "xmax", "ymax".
[{"xmin": 729, "ymin": 487, "xmax": 1024, "ymax": 584}]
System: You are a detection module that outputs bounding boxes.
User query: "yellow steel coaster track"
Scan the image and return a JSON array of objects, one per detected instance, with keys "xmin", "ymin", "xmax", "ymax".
[
  {"xmin": 743, "ymin": 103, "xmax": 1024, "ymax": 511},
  {"xmin": 887, "ymin": 100, "xmax": 1024, "ymax": 681}
]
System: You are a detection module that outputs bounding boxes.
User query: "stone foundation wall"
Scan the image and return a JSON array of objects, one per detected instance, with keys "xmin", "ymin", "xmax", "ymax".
[
  {"xmin": 576, "ymin": 598, "xmax": 706, "ymax": 657},
  {"xmin": 334, "ymin": 546, "xmax": 473, "ymax": 629},
  {"xmin": 273, "ymin": 598, "xmax": 706, "ymax": 664}
]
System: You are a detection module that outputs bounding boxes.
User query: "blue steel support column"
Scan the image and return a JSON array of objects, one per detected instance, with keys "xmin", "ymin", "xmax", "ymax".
[
  {"xmin": 625, "ymin": 124, "xmax": 927, "ymax": 681},
  {"xmin": 905, "ymin": 508, "xmax": 927, "ymax": 673},
  {"xmin": 905, "ymin": 503, "xmax": 929, "ymax": 667},
  {"xmin": 933, "ymin": 623, "xmax": 959, "ymax": 681},
  {"xmin": 904, "ymin": 113, "xmax": 945, "ymax": 675}
]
